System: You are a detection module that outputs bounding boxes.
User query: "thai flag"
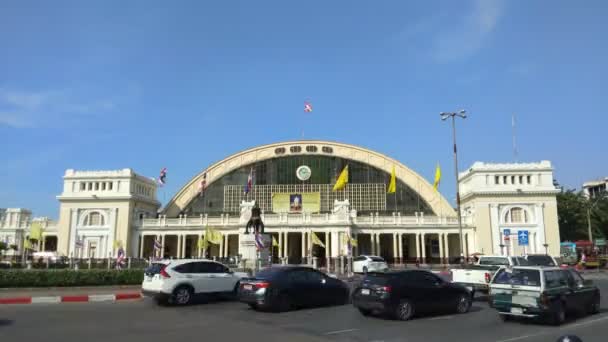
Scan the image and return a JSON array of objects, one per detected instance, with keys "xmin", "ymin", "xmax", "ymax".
[
  {"xmin": 153, "ymin": 239, "xmax": 162, "ymax": 250},
  {"xmin": 158, "ymin": 168, "xmax": 167, "ymax": 186},
  {"xmin": 75, "ymin": 239, "xmax": 83, "ymax": 248},
  {"xmin": 304, "ymin": 101, "xmax": 312, "ymax": 112},
  {"xmin": 244, "ymin": 168, "xmax": 254, "ymax": 194},
  {"xmin": 255, "ymin": 233, "xmax": 265, "ymax": 250},
  {"xmin": 116, "ymin": 247, "xmax": 126, "ymax": 266}
]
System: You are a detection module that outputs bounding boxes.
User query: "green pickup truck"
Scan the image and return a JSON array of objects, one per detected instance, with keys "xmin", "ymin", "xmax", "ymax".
[{"xmin": 489, "ymin": 266, "xmax": 600, "ymax": 325}]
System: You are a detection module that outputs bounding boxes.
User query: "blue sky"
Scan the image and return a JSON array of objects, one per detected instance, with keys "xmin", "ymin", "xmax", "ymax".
[{"xmin": 1, "ymin": 0, "xmax": 606, "ymax": 218}]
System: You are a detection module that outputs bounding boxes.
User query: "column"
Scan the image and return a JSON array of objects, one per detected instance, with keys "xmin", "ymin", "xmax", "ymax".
[
  {"xmin": 160, "ymin": 235, "xmax": 165, "ymax": 258},
  {"xmin": 220, "ymin": 234, "xmax": 225, "ymax": 258},
  {"xmin": 139, "ymin": 234, "xmax": 145, "ymax": 258},
  {"xmin": 325, "ymin": 232, "xmax": 329, "ymax": 259},
  {"xmin": 376, "ymin": 234, "xmax": 381, "ymax": 256},
  {"xmin": 444, "ymin": 234, "xmax": 450, "ymax": 264},
  {"xmin": 438, "ymin": 233, "xmax": 445, "ymax": 264},
  {"xmin": 198, "ymin": 234, "xmax": 203, "ymax": 258},
  {"xmin": 421, "ymin": 233, "xmax": 426, "ymax": 263},
  {"xmin": 177, "ymin": 235, "xmax": 182, "ymax": 259},
  {"xmin": 371, "ymin": 234, "xmax": 376, "ymax": 255},
  {"xmin": 284, "ymin": 232, "xmax": 289, "ymax": 261},
  {"xmin": 392, "ymin": 233, "xmax": 397, "ymax": 263},
  {"xmin": 301, "ymin": 232, "xmax": 306, "ymax": 261},
  {"xmin": 398, "ymin": 233, "xmax": 403, "ymax": 263}
]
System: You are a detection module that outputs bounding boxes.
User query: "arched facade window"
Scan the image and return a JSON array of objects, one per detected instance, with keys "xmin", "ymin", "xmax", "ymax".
[
  {"xmin": 504, "ymin": 207, "xmax": 530, "ymax": 224},
  {"xmin": 83, "ymin": 211, "xmax": 105, "ymax": 226}
]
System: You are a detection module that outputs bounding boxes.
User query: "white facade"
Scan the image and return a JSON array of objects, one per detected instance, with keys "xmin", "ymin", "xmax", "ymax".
[
  {"xmin": 583, "ymin": 177, "xmax": 608, "ymax": 199},
  {"xmin": 459, "ymin": 161, "xmax": 561, "ymax": 256},
  {"xmin": 0, "ymin": 208, "xmax": 59, "ymax": 255},
  {"xmin": 56, "ymin": 168, "xmax": 160, "ymax": 258}
]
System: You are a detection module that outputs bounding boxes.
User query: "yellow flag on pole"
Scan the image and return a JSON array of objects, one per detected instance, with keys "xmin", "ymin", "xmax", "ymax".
[
  {"xmin": 433, "ymin": 164, "xmax": 441, "ymax": 191},
  {"xmin": 387, "ymin": 165, "xmax": 396, "ymax": 194},
  {"xmin": 272, "ymin": 236, "xmax": 279, "ymax": 247},
  {"xmin": 24, "ymin": 239, "xmax": 32, "ymax": 250},
  {"xmin": 311, "ymin": 232, "xmax": 325, "ymax": 248},
  {"xmin": 197, "ymin": 235, "xmax": 206, "ymax": 250},
  {"xmin": 29, "ymin": 222, "xmax": 43, "ymax": 241},
  {"xmin": 205, "ymin": 228, "xmax": 223, "ymax": 244},
  {"xmin": 332, "ymin": 165, "xmax": 349, "ymax": 191},
  {"xmin": 350, "ymin": 237, "xmax": 358, "ymax": 247}
]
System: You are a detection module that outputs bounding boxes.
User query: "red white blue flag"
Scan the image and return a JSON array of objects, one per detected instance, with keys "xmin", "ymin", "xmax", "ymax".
[
  {"xmin": 199, "ymin": 172, "xmax": 207, "ymax": 197},
  {"xmin": 153, "ymin": 239, "xmax": 162, "ymax": 250},
  {"xmin": 304, "ymin": 101, "xmax": 312, "ymax": 113},
  {"xmin": 244, "ymin": 167, "xmax": 254, "ymax": 194},
  {"xmin": 158, "ymin": 168, "xmax": 167, "ymax": 186},
  {"xmin": 255, "ymin": 233, "xmax": 265, "ymax": 250},
  {"xmin": 116, "ymin": 247, "xmax": 126, "ymax": 268}
]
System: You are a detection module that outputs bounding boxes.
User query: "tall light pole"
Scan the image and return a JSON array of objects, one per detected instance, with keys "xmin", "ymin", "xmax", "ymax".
[
  {"xmin": 587, "ymin": 195, "xmax": 604, "ymax": 243},
  {"xmin": 441, "ymin": 110, "xmax": 467, "ymax": 264}
]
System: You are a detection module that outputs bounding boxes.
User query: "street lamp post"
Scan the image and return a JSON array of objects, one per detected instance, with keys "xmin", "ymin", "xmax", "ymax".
[
  {"xmin": 441, "ymin": 110, "xmax": 467, "ymax": 264},
  {"xmin": 586, "ymin": 195, "xmax": 603, "ymax": 243}
]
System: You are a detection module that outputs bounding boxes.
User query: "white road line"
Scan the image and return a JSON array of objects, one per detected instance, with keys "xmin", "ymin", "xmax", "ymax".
[
  {"xmin": 323, "ymin": 328, "xmax": 359, "ymax": 335},
  {"xmin": 495, "ymin": 314, "xmax": 608, "ymax": 342}
]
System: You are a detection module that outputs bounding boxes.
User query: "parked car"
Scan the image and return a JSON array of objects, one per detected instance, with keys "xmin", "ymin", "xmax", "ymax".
[
  {"xmin": 353, "ymin": 255, "xmax": 389, "ymax": 273},
  {"xmin": 489, "ymin": 266, "xmax": 600, "ymax": 325},
  {"xmin": 141, "ymin": 259, "xmax": 248, "ymax": 305},
  {"xmin": 238, "ymin": 266, "xmax": 349, "ymax": 312},
  {"xmin": 352, "ymin": 270, "xmax": 472, "ymax": 321},
  {"xmin": 451, "ymin": 255, "xmax": 529, "ymax": 297},
  {"xmin": 524, "ymin": 254, "xmax": 559, "ymax": 267}
]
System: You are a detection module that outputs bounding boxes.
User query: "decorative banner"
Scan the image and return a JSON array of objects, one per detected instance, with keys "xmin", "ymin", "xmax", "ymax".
[{"xmin": 272, "ymin": 192, "xmax": 320, "ymax": 213}]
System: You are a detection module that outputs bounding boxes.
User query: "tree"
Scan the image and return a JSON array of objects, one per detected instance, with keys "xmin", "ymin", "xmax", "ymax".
[
  {"xmin": 0, "ymin": 241, "xmax": 7, "ymax": 257},
  {"xmin": 557, "ymin": 190, "xmax": 589, "ymax": 241},
  {"xmin": 557, "ymin": 189, "xmax": 608, "ymax": 242}
]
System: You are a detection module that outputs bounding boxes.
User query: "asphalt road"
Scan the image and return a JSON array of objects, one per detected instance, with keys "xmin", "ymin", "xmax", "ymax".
[{"xmin": 2, "ymin": 280, "xmax": 608, "ymax": 342}]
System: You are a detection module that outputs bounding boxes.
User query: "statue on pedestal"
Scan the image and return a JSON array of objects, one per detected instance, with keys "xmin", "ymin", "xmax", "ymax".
[{"xmin": 245, "ymin": 203, "xmax": 264, "ymax": 234}]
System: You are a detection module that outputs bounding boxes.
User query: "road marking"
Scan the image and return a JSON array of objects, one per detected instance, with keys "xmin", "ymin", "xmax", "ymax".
[
  {"xmin": 89, "ymin": 295, "xmax": 116, "ymax": 302},
  {"xmin": 324, "ymin": 328, "xmax": 359, "ymax": 335},
  {"xmin": 495, "ymin": 314, "xmax": 608, "ymax": 342},
  {"xmin": 429, "ymin": 315, "xmax": 454, "ymax": 320},
  {"xmin": 31, "ymin": 296, "xmax": 61, "ymax": 304}
]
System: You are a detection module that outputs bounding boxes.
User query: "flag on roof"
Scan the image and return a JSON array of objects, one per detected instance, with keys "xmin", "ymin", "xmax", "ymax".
[
  {"xmin": 433, "ymin": 164, "xmax": 441, "ymax": 192},
  {"xmin": 158, "ymin": 168, "xmax": 167, "ymax": 186},
  {"xmin": 387, "ymin": 165, "xmax": 396, "ymax": 194},
  {"xmin": 304, "ymin": 101, "xmax": 313, "ymax": 112},
  {"xmin": 332, "ymin": 165, "xmax": 349, "ymax": 191},
  {"xmin": 244, "ymin": 167, "xmax": 254, "ymax": 194}
]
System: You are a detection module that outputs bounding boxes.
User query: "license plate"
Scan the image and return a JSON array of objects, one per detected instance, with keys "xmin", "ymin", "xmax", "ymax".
[
  {"xmin": 145, "ymin": 276, "xmax": 153, "ymax": 282},
  {"xmin": 361, "ymin": 289, "xmax": 370, "ymax": 295},
  {"xmin": 243, "ymin": 284, "xmax": 253, "ymax": 291},
  {"xmin": 511, "ymin": 307, "xmax": 523, "ymax": 314}
]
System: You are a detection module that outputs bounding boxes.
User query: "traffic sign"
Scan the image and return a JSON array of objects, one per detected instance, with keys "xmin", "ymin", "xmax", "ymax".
[
  {"xmin": 503, "ymin": 229, "xmax": 511, "ymax": 236},
  {"xmin": 595, "ymin": 238, "xmax": 606, "ymax": 246},
  {"xmin": 518, "ymin": 230, "xmax": 529, "ymax": 246}
]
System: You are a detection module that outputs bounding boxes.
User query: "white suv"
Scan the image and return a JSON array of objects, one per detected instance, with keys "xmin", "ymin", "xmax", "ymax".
[
  {"xmin": 352, "ymin": 255, "xmax": 389, "ymax": 273},
  {"xmin": 142, "ymin": 259, "xmax": 248, "ymax": 305}
]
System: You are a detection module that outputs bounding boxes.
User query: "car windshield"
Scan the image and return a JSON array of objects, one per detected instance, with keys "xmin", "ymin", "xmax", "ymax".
[
  {"xmin": 479, "ymin": 257, "xmax": 510, "ymax": 266},
  {"xmin": 492, "ymin": 268, "xmax": 541, "ymax": 287},
  {"xmin": 526, "ymin": 255, "xmax": 556, "ymax": 266},
  {"xmin": 370, "ymin": 257, "xmax": 385, "ymax": 262}
]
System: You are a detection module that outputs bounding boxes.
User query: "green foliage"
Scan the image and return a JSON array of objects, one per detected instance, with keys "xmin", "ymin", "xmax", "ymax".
[
  {"xmin": 0, "ymin": 242, "xmax": 7, "ymax": 252},
  {"xmin": 557, "ymin": 189, "xmax": 608, "ymax": 242},
  {"xmin": 0, "ymin": 269, "xmax": 144, "ymax": 288}
]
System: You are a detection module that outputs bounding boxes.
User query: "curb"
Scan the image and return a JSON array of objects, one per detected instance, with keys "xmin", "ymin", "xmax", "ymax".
[{"xmin": 0, "ymin": 292, "xmax": 142, "ymax": 305}]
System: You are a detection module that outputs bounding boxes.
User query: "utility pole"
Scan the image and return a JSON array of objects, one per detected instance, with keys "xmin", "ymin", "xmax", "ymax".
[{"xmin": 440, "ymin": 110, "xmax": 467, "ymax": 264}]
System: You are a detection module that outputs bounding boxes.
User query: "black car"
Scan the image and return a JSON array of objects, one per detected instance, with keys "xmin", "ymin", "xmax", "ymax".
[
  {"xmin": 352, "ymin": 270, "xmax": 472, "ymax": 320},
  {"xmin": 238, "ymin": 266, "xmax": 350, "ymax": 312}
]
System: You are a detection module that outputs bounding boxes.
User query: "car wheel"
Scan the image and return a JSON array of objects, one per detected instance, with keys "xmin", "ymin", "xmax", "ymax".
[
  {"xmin": 276, "ymin": 294, "xmax": 292, "ymax": 312},
  {"xmin": 248, "ymin": 303, "xmax": 258, "ymax": 310},
  {"xmin": 455, "ymin": 294, "xmax": 471, "ymax": 314},
  {"xmin": 358, "ymin": 308, "xmax": 372, "ymax": 316},
  {"xmin": 499, "ymin": 314, "xmax": 511, "ymax": 322},
  {"xmin": 171, "ymin": 286, "xmax": 193, "ymax": 306},
  {"xmin": 395, "ymin": 299, "xmax": 415, "ymax": 321},
  {"xmin": 363, "ymin": 266, "xmax": 368, "ymax": 274},
  {"xmin": 550, "ymin": 303, "xmax": 566, "ymax": 326},
  {"xmin": 232, "ymin": 282, "xmax": 240, "ymax": 298},
  {"xmin": 589, "ymin": 295, "xmax": 601, "ymax": 315}
]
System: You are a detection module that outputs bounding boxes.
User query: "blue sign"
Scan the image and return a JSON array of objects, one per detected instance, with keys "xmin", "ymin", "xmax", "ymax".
[
  {"xmin": 503, "ymin": 229, "xmax": 511, "ymax": 236},
  {"xmin": 518, "ymin": 230, "xmax": 529, "ymax": 246}
]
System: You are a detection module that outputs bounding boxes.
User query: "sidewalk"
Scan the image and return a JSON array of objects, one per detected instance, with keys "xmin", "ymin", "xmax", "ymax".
[{"xmin": 0, "ymin": 285, "xmax": 142, "ymax": 305}]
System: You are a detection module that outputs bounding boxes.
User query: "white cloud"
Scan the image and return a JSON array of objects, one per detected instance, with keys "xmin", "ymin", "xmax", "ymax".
[
  {"xmin": 0, "ymin": 88, "xmax": 117, "ymax": 128},
  {"xmin": 431, "ymin": 0, "xmax": 505, "ymax": 62}
]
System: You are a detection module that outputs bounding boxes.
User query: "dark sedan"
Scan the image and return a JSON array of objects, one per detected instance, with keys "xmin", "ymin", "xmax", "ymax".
[
  {"xmin": 238, "ymin": 266, "xmax": 350, "ymax": 312},
  {"xmin": 352, "ymin": 270, "xmax": 472, "ymax": 320}
]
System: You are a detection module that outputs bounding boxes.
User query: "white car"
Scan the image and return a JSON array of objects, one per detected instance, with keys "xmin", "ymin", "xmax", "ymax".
[
  {"xmin": 352, "ymin": 255, "xmax": 388, "ymax": 273},
  {"xmin": 142, "ymin": 259, "xmax": 248, "ymax": 305}
]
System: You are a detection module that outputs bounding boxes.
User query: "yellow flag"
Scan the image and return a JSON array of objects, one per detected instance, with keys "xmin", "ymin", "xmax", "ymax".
[
  {"xmin": 332, "ymin": 165, "xmax": 349, "ymax": 191},
  {"xmin": 433, "ymin": 163, "xmax": 441, "ymax": 191},
  {"xmin": 311, "ymin": 232, "xmax": 325, "ymax": 248},
  {"xmin": 350, "ymin": 237, "xmax": 358, "ymax": 247},
  {"xmin": 113, "ymin": 240, "xmax": 122, "ymax": 249},
  {"xmin": 29, "ymin": 222, "xmax": 43, "ymax": 241},
  {"xmin": 387, "ymin": 165, "xmax": 396, "ymax": 194},
  {"xmin": 343, "ymin": 234, "xmax": 358, "ymax": 247},
  {"xmin": 272, "ymin": 236, "xmax": 279, "ymax": 247},
  {"xmin": 205, "ymin": 228, "xmax": 223, "ymax": 244}
]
